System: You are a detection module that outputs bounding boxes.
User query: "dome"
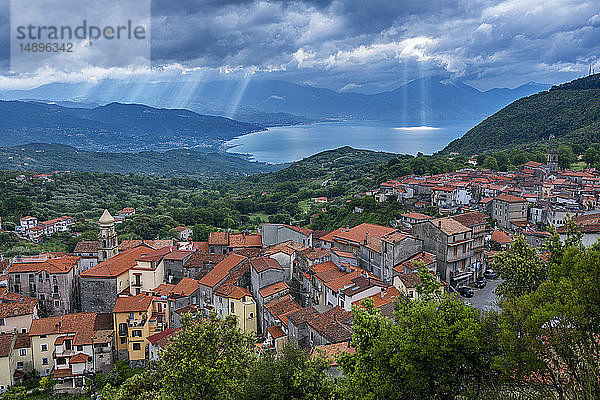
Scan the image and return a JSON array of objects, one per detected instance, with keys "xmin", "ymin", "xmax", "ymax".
[{"xmin": 98, "ymin": 209, "xmax": 115, "ymax": 226}]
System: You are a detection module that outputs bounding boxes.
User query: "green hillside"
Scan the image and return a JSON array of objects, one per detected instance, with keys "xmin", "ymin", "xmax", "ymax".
[{"xmin": 442, "ymin": 74, "xmax": 600, "ymax": 154}]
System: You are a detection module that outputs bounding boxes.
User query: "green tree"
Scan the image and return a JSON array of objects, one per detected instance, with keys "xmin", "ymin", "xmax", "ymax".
[
  {"xmin": 584, "ymin": 146, "xmax": 600, "ymax": 167},
  {"xmin": 482, "ymin": 156, "xmax": 498, "ymax": 170},
  {"xmin": 493, "ymin": 235, "xmax": 548, "ymax": 298},
  {"xmin": 340, "ymin": 297, "xmax": 498, "ymax": 400},
  {"xmin": 159, "ymin": 313, "xmax": 255, "ymax": 400},
  {"xmin": 242, "ymin": 345, "xmax": 335, "ymax": 400},
  {"xmin": 558, "ymin": 145, "xmax": 576, "ymax": 169}
]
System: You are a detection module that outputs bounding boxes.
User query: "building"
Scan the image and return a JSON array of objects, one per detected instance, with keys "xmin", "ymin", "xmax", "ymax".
[
  {"xmin": 0, "ymin": 289, "xmax": 38, "ymax": 333},
  {"xmin": 197, "ymin": 254, "xmax": 249, "ymax": 312},
  {"xmin": 148, "ymin": 328, "xmax": 178, "ymax": 361},
  {"xmin": 331, "ymin": 223, "xmax": 397, "ymax": 255},
  {"xmin": 174, "ymin": 227, "xmax": 193, "ymax": 241},
  {"xmin": 0, "ymin": 333, "xmax": 31, "ymax": 391},
  {"xmin": 98, "ymin": 209, "xmax": 119, "ymax": 262},
  {"xmin": 29, "ymin": 312, "xmax": 114, "ymax": 384},
  {"xmin": 80, "ymin": 244, "xmax": 154, "ymax": 313},
  {"xmin": 214, "ymin": 285, "xmax": 257, "ymax": 334},
  {"xmin": 129, "ymin": 246, "xmax": 175, "ymax": 296},
  {"xmin": 412, "ymin": 217, "xmax": 474, "ymax": 287},
  {"xmin": 73, "ymin": 241, "xmax": 99, "ymax": 271},
  {"xmin": 113, "ymin": 294, "xmax": 163, "ymax": 365},
  {"xmin": 261, "ymin": 224, "xmax": 312, "ymax": 248},
  {"xmin": 450, "ymin": 212, "xmax": 489, "ymax": 278},
  {"xmin": 7, "ymin": 255, "xmax": 81, "ymax": 316},
  {"xmin": 163, "ymin": 250, "xmax": 195, "ymax": 284},
  {"xmin": 208, "ymin": 231, "xmax": 263, "ymax": 254},
  {"xmin": 492, "ymin": 194, "xmax": 528, "ymax": 229}
]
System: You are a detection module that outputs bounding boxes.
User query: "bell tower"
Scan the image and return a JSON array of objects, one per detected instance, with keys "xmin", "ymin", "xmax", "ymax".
[
  {"xmin": 547, "ymin": 150, "xmax": 558, "ymax": 174},
  {"xmin": 98, "ymin": 209, "xmax": 118, "ymax": 262}
]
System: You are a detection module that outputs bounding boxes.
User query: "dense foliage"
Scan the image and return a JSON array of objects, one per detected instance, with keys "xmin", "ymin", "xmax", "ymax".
[{"xmin": 443, "ymin": 74, "xmax": 600, "ymax": 154}]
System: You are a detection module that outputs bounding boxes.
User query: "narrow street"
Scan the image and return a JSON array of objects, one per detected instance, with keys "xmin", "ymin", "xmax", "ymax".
[{"xmin": 459, "ymin": 278, "xmax": 503, "ymax": 311}]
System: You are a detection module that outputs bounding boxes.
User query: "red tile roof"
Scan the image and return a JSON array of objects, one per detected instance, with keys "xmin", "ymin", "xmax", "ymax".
[
  {"xmin": 198, "ymin": 254, "xmax": 247, "ymax": 288},
  {"xmin": 258, "ymin": 281, "xmax": 289, "ymax": 298},
  {"xmin": 333, "ymin": 223, "xmax": 396, "ymax": 245},
  {"xmin": 113, "ymin": 294, "xmax": 153, "ymax": 313},
  {"xmin": 491, "ymin": 230, "xmax": 512, "ymax": 244},
  {"xmin": 69, "ymin": 353, "xmax": 89, "ymax": 363},
  {"xmin": 495, "ymin": 193, "xmax": 527, "ymax": 203},
  {"xmin": 250, "ymin": 257, "xmax": 283, "ymax": 273},
  {"xmin": 215, "ymin": 285, "xmax": 252, "ymax": 299},
  {"xmin": 0, "ymin": 292, "xmax": 38, "ymax": 318},
  {"xmin": 9, "ymin": 256, "xmax": 80, "ymax": 275},
  {"xmin": 170, "ymin": 278, "xmax": 200, "ymax": 297},
  {"xmin": 148, "ymin": 327, "xmax": 178, "ymax": 347},
  {"xmin": 266, "ymin": 325, "xmax": 286, "ymax": 339},
  {"xmin": 80, "ymin": 245, "xmax": 152, "ymax": 278},
  {"xmin": 29, "ymin": 312, "xmax": 111, "ymax": 346},
  {"xmin": 229, "ymin": 233, "xmax": 262, "ymax": 248}
]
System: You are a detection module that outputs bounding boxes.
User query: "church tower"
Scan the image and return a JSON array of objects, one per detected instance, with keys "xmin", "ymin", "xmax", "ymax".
[
  {"xmin": 98, "ymin": 209, "xmax": 118, "ymax": 262},
  {"xmin": 547, "ymin": 150, "xmax": 559, "ymax": 174}
]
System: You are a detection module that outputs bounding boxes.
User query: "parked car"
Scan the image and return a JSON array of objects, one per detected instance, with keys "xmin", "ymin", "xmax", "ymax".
[
  {"xmin": 457, "ymin": 286, "xmax": 474, "ymax": 298},
  {"xmin": 473, "ymin": 278, "xmax": 487, "ymax": 289},
  {"xmin": 484, "ymin": 269, "xmax": 497, "ymax": 280}
]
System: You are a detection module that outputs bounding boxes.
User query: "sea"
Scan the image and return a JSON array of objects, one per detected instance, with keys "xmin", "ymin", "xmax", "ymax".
[{"xmin": 225, "ymin": 120, "xmax": 481, "ymax": 164}]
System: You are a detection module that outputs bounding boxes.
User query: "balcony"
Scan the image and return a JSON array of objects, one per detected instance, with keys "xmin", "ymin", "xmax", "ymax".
[{"xmin": 127, "ymin": 317, "xmax": 147, "ymax": 328}]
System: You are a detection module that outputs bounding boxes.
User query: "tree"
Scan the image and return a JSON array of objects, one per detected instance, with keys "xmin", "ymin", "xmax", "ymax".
[
  {"xmin": 242, "ymin": 345, "xmax": 335, "ymax": 400},
  {"xmin": 159, "ymin": 313, "xmax": 255, "ymax": 400},
  {"xmin": 584, "ymin": 146, "xmax": 600, "ymax": 167},
  {"xmin": 340, "ymin": 297, "xmax": 498, "ymax": 400},
  {"xmin": 415, "ymin": 265, "xmax": 441, "ymax": 298},
  {"xmin": 558, "ymin": 145, "xmax": 576, "ymax": 169},
  {"xmin": 482, "ymin": 156, "xmax": 498, "ymax": 170},
  {"xmin": 493, "ymin": 235, "xmax": 548, "ymax": 299}
]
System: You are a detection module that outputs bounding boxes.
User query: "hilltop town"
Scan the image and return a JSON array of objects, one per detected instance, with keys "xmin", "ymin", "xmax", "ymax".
[{"xmin": 0, "ymin": 148, "xmax": 598, "ymax": 395}]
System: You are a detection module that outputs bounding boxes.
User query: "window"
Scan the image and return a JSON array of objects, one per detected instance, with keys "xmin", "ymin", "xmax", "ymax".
[
  {"xmin": 120, "ymin": 337, "xmax": 127, "ymax": 344},
  {"xmin": 19, "ymin": 348, "xmax": 26, "ymax": 356},
  {"xmin": 249, "ymin": 312, "xmax": 254, "ymax": 319},
  {"xmin": 133, "ymin": 343, "xmax": 141, "ymax": 351},
  {"xmin": 76, "ymin": 345, "xmax": 83, "ymax": 351},
  {"xmin": 41, "ymin": 344, "xmax": 48, "ymax": 352},
  {"xmin": 42, "ymin": 357, "xmax": 49, "ymax": 365},
  {"xmin": 129, "ymin": 312, "xmax": 135, "ymax": 320},
  {"xmin": 40, "ymin": 335, "xmax": 47, "ymax": 339},
  {"xmin": 39, "ymin": 293, "xmax": 45, "ymax": 301},
  {"xmin": 57, "ymin": 357, "xmax": 66, "ymax": 365},
  {"xmin": 132, "ymin": 330, "xmax": 142, "ymax": 337},
  {"xmin": 0, "ymin": 318, "xmax": 4, "ymax": 326},
  {"xmin": 54, "ymin": 300, "xmax": 60, "ymax": 307},
  {"xmin": 230, "ymin": 302, "xmax": 235, "ymax": 313},
  {"xmin": 16, "ymin": 361, "xmax": 24, "ymax": 369},
  {"xmin": 21, "ymin": 328, "xmax": 27, "ymax": 334}
]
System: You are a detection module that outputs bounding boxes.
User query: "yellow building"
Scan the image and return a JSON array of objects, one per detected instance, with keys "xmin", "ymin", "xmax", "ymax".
[
  {"xmin": 113, "ymin": 294, "xmax": 165, "ymax": 364},
  {"xmin": 129, "ymin": 247, "xmax": 173, "ymax": 296},
  {"xmin": 214, "ymin": 286, "xmax": 257, "ymax": 334}
]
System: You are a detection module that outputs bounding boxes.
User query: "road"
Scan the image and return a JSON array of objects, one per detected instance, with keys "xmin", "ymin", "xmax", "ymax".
[{"xmin": 460, "ymin": 278, "xmax": 503, "ymax": 311}]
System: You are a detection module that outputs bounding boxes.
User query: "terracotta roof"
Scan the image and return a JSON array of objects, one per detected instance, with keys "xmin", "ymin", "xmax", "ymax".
[
  {"xmin": 175, "ymin": 226, "xmax": 191, "ymax": 232},
  {"xmin": 14, "ymin": 333, "xmax": 30, "ymax": 349},
  {"xmin": 195, "ymin": 241, "xmax": 209, "ymax": 253},
  {"xmin": 80, "ymin": 245, "xmax": 152, "ymax": 278},
  {"xmin": 310, "ymin": 261, "xmax": 339, "ymax": 274},
  {"xmin": 69, "ymin": 353, "xmax": 89, "ymax": 363},
  {"xmin": 208, "ymin": 232, "xmax": 228, "ymax": 246},
  {"xmin": 491, "ymin": 230, "xmax": 512, "ymax": 244},
  {"xmin": 73, "ymin": 241, "xmax": 98, "ymax": 253},
  {"xmin": 163, "ymin": 250, "xmax": 194, "ymax": 261},
  {"xmin": 429, "ymin": 217, "xmax": 470, "ymax": 235},
  {"xmin": 381, "ymin": 231, "xmax": 410, "ymax": 244},
  {"xmin": 298, "ymin": 248, "xmax": 331, "ymax": 260},
  {"xmin": 287, "ymin": 307, "xmax": 319, "ymax": 326},
  {"xmin": 151, "ymin": 283, "xmax": 176, "ymax": 297},
  {"xmin": 397, "ymin": 272, "xmax": 422, "ymax": 288},
  {"xmin": 265, "ymin": 295, "xmax": 301, "ymax": 320},
  {"xmin": 557, "ymin": 223, "xmax": 600, "ymax": 234},
  {"xmin": 396, "ymin": 251, "xmax": 436, "ymax": 273},
  {"xmin": 450, "ymin": 211, "xmax": 488, "ymax": 228},
  {"xmin": 258, "ymin": 281, "xmax": 289, "ymax": 298},
  {"xmin": 306, "ymin": 306, "xmax": 353, "ymax": 343},
  {"xmin": 250, "ymin": 257, "xmax": 283, "ymax": 273},
  {"xmin": 401, "ymin": 212, "xmax": 433, "ymax": 221},
  {"xmin": 137, "ymin": 246, "xmax": 175, "ymax": 263},
  {"xmin": 353, "ymin": 286, "xmax": 402, "ymax": 308},
  {"xmin": 333, "ymin": 223, "xmax": 396, "ymax": 245},
  {"xmin": 312, "ymin": 230, "xmax": 332, "ymax": 240},
  {"xmin": 215, "ymin": 285, "xmax": 252, "ymax": 299},
  {"xmin": 340, "ymin": 275, "xmax": 387, "ymax": 296},
  {"xmin": 9, "ymin": 256, "xmax": 80, "ymax": 275},
  {"xmin": 0, "ymin": 291, "xmax": 38, "ymax": 318},
  {"xmin": 52, "ymin": 368, "xmax": 76, "ymax": 379},
  {"xmin": 318, "ymin": 228, "xmax": 347, "ymax": 244},
  {"xmin": 266, "ymin": 325, "xmax": 286, "ymax": 339},
  {"xmin": 312, "ymin": 342, "xmax": 355, "ymax": 366},
  {"xmin": 118, "ymin": 239, "xmax": 173, "ymax": 252},
  {"xmin": 175, "ymin": 304, "xmax": 201, "ymax": 315},
  {"xmin": 0, "ymin": 333, "xmax": 13, "ymax": 357},
  {"xmin": 229, "ymin": 233, "xmax": 262, "ymax": 248},
  {"xmin": 170, "ymin": 278, "xmax": 200, "ymax": 297},
  {"xmin": 495, "ymin": 193, "xmax": 527, "ymax": 203},
  {"xmin": 148, "ymin": 327, "xmax": 178, "ymax": 347},
  {"xmin": 113, "ymin": 294, "xmax": 153, "ymax": 313},
  {"xmin": 184, "ymin": 252, "xmax": 226, "ymax": 269},
  {"xmin": 29, "ymin": 313, "xmax": 111, "ymax": 345},
  {"xmin": 198, "ymin": 253, "xmax": 247, "ymax": 288}
]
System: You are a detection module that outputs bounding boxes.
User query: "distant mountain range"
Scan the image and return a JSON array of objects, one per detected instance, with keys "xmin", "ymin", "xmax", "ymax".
[
  {"xmin": 0, "ymin": 101, "xmax": 263, "ymax": 152},
  {"xmin": 0, "ymin": 78, "xmax": 550, "ymax": 122},
  {"xmin": 442, "ymin": 74, "xmax": 600, "ymax": 154},
  {"xmin": 0, "ymin": 143, "xmax": 284, "ymax": 177}
]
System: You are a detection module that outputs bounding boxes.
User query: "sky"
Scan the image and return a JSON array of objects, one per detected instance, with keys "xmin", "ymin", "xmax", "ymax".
[{"xmin": 1, "ymin": 0, "xmax": 600, "ymax": 92}]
